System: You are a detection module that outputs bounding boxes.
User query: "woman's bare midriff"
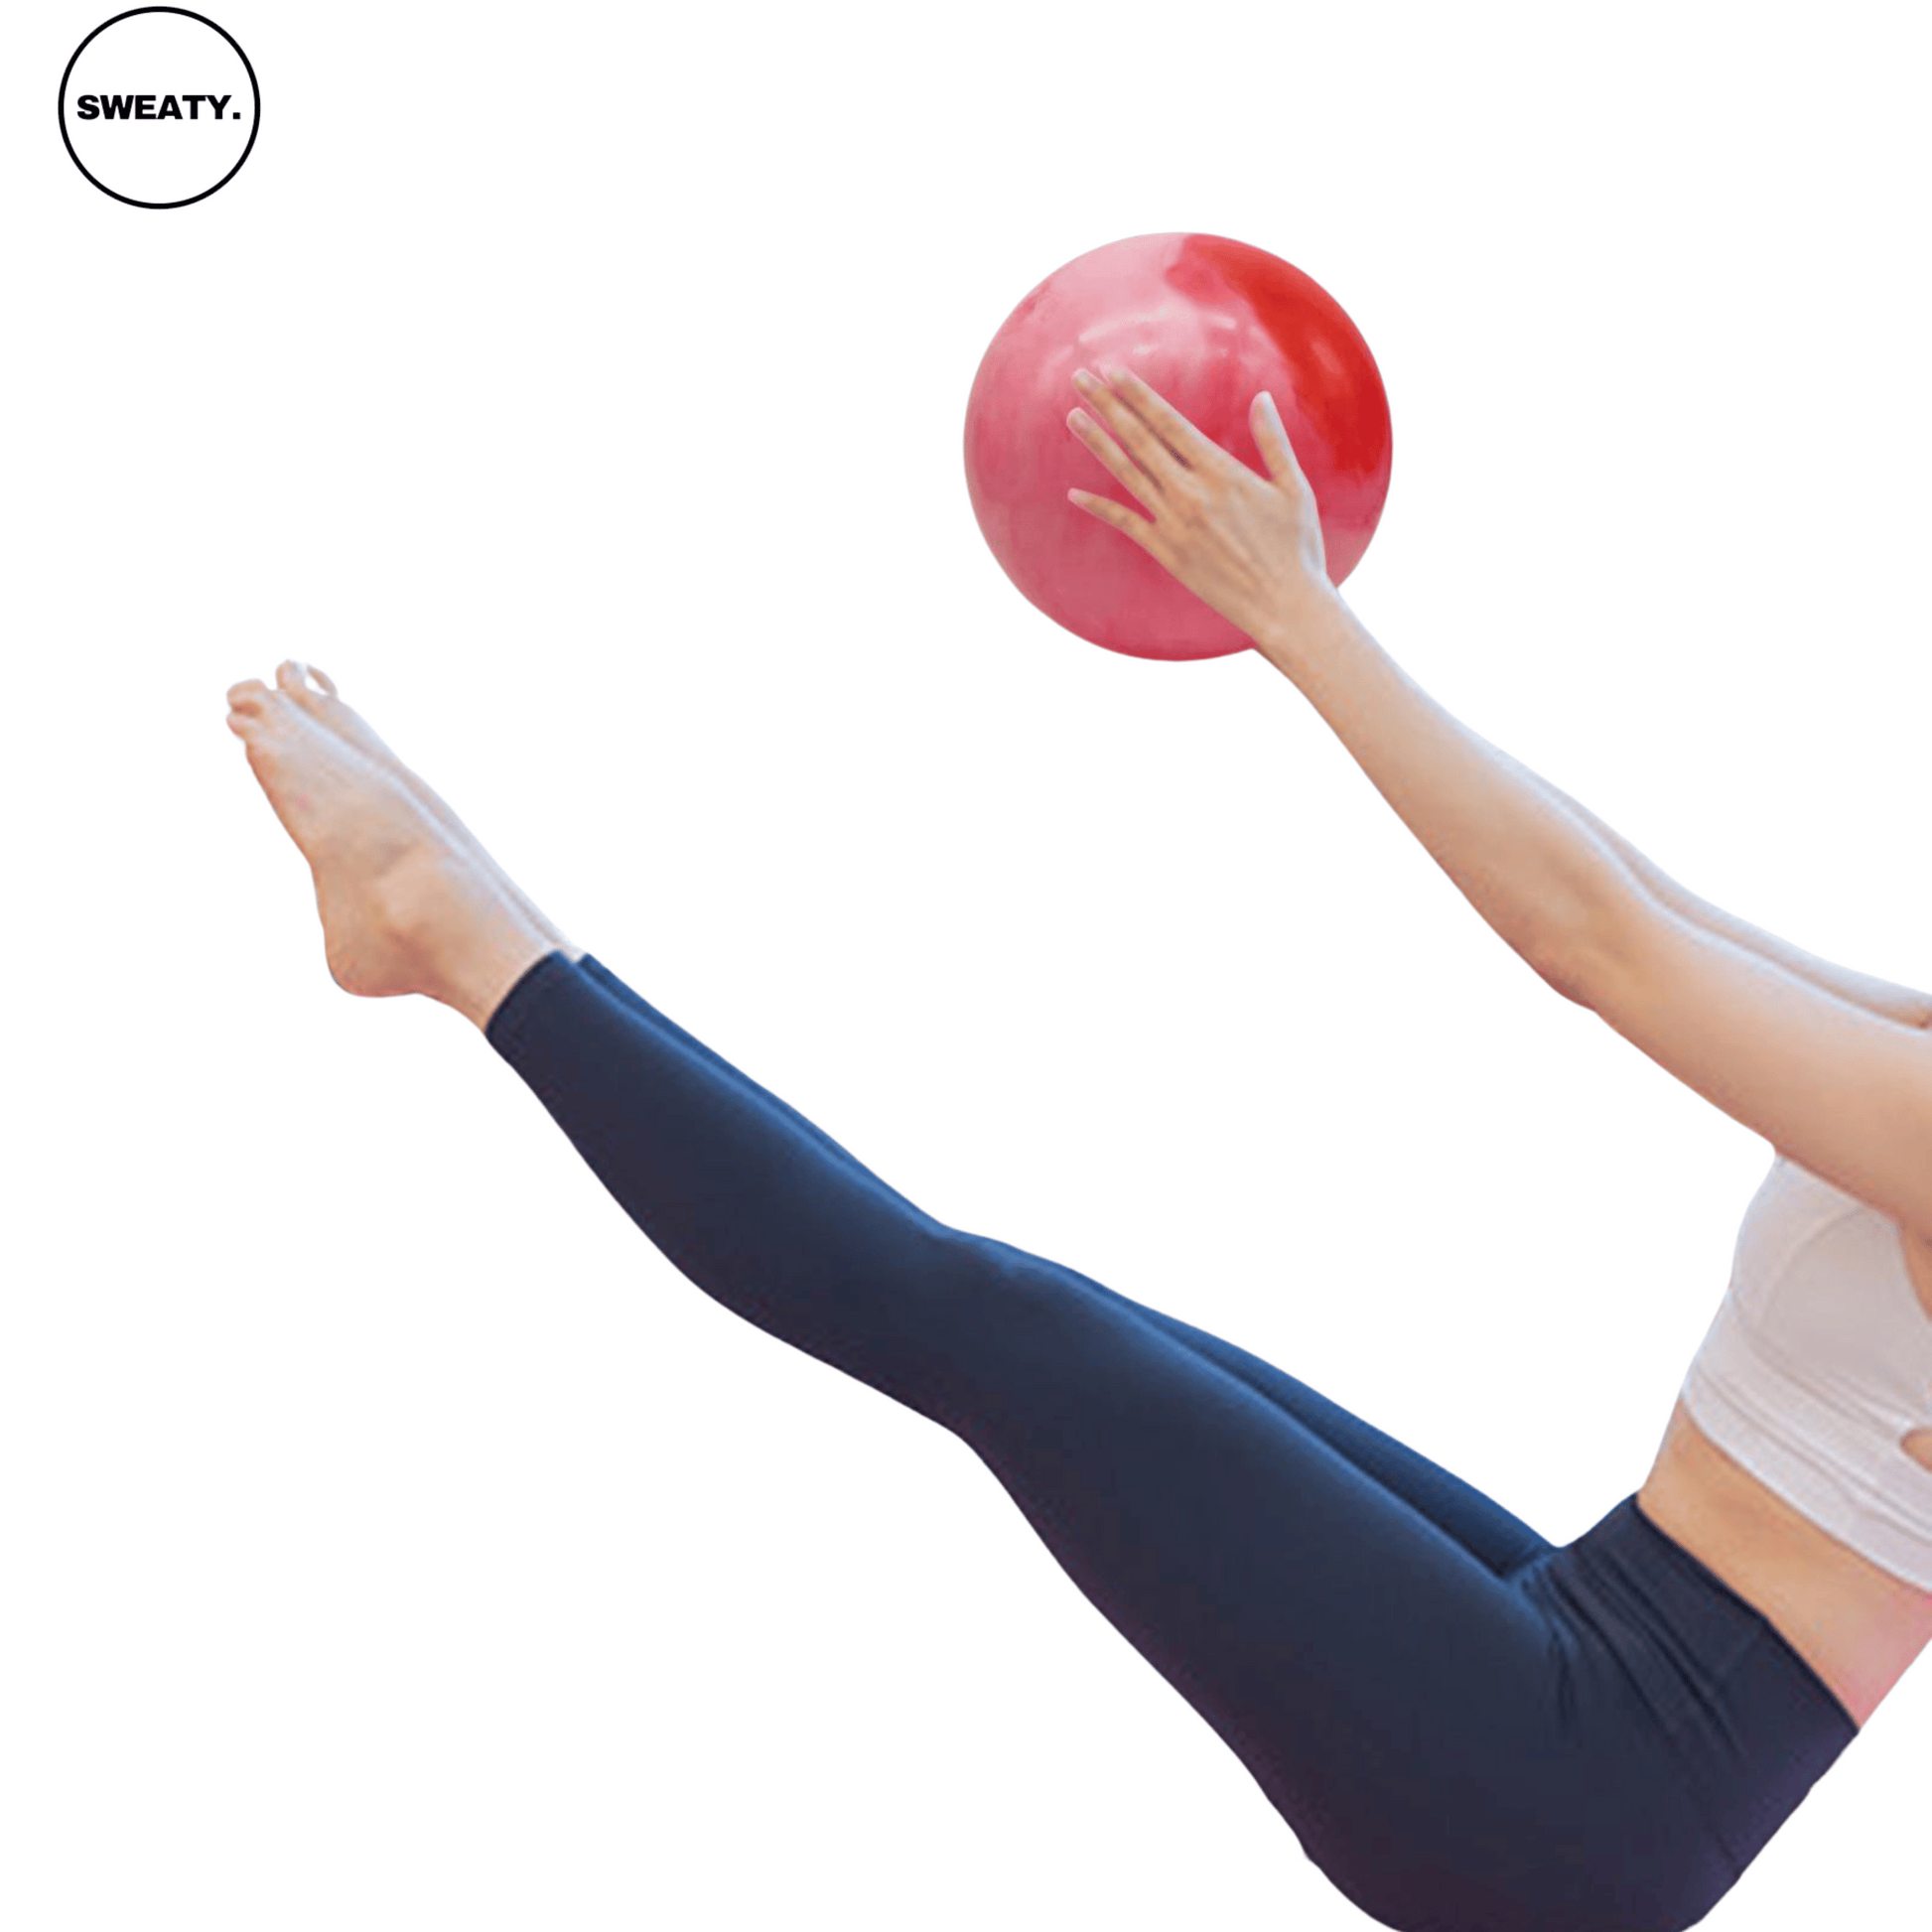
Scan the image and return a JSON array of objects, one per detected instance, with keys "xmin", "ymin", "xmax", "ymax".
[{"xmin": 1634, "ymin": 1223, "xmax": 1932, "ymax": 1729}]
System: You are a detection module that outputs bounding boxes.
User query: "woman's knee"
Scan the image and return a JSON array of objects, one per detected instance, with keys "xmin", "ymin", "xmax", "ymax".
[
  {"xmin": 924, "ymin": 1229, "xmax": 1128, "ymax": 1359},
  {"xmin": 846, "ymin": 1227, "xmax": 1132, "ymax": 1435}
]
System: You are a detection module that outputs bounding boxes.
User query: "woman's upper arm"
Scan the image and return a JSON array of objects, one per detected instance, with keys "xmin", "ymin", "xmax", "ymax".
[
  {"xmin": 1664, "ymin": 881, "xmax": 1932, "ymax": 1031},
  {"xmin": 1571, "ymin": 893, "xmax": 1932, "ymax": 1236}
]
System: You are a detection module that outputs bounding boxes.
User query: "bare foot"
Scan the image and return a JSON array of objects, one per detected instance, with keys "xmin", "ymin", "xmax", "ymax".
[
  {"xmin": 264, "ymin": 660, "xmax": 583, "ymax": 963},
  {"xmin": 226, "ymin": 677, "xmax": 558, "ymax": 1030}
]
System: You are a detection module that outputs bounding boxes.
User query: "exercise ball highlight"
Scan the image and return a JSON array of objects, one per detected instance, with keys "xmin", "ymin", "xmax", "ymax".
[{"xmin": 964, "ymin": 232, "xmax": 1393, "ymax": 661}]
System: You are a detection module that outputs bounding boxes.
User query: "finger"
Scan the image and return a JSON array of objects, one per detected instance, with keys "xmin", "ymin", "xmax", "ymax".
[
  {"xmin": 1067, "ymin": 407, "xmax": 1165, "ymax": 516},
  {"xmin": 1067, "ymin": 486, "xmax": 1159, "ymax": 551},
  {"xmin": 1096, "ymin": 364, "xmax": 1228, "ymax": 472},
  {"xmin": 1071, "ymin": 367, "xmax": 1183, "ymax": 485},
  {"xmin": 1250, "ymin": 389, "xmax": 1307, "ymax": 485}
]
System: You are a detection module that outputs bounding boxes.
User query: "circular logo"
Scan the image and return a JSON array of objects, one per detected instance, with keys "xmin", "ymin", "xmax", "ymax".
[{"xmin": 59, "ymin": 9, "xmax": 260, "ymax": 209}]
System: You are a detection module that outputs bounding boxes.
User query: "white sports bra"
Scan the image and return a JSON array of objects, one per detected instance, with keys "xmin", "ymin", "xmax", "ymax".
[{"xmin": 1679, "ymin": 1153, "xmax": 1932, "ymax": 1592}]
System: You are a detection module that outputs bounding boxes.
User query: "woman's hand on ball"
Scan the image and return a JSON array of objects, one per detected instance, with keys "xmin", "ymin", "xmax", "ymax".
[{"xmin": 1066, "ymin": 365, "xmax": 1333, "ymax": 646}]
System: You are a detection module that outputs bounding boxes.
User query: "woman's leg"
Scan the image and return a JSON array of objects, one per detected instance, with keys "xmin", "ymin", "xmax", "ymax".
[
  {"xmin": 484, "ymin": 954, "xmax": 1652, "ymax": 1927},
  {"xmin": 224, "ymin": 673, "xmax": 1662, "ymax": 1930},
  {"xmin": 572, "ymin": 951, "xmax": 1554, "ymax": 1582},
  {"xmin": 218, "ymin": 651, "xmax": 1537, "ymax": 1557}
]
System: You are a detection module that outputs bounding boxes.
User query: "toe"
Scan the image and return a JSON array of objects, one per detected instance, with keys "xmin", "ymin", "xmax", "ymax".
[
  {"xmin": 277, "ymin": 660, "xmax": 345, "ymax": 722},
  {"xmin": 227, "ymin": 678, "xmax": 270, "ymax": 710}
]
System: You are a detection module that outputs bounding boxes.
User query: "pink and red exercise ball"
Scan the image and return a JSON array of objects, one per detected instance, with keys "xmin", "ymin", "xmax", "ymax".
[{"xmin": 963, "ymin": 232, "xmax": 1393, "ymax": 661}]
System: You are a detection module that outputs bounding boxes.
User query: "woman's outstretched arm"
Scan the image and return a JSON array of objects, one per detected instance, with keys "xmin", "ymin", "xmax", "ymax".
[
  {"xmin": 1067, "ymin": 364, "xmax": 1932, "ymax": 1233},
  {"xmin": 1263, "ymin": 590, "xmax": 1932, "ymax": 1030},
  {"xmin": 1069, "ymin": 364, "xmax": 1931, "ymax": 1026}
]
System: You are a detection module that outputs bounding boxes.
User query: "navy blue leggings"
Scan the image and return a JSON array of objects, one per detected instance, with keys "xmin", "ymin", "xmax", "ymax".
[{"xmin": 486, "ymin": 949, "xmax": 1858, "ymax": 1932}]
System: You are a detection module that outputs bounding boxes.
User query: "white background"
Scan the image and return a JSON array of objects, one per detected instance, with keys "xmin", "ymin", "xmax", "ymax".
[{"xmin": 4, "ymin": 3, "xmax": 1928, "ymax": 1926}]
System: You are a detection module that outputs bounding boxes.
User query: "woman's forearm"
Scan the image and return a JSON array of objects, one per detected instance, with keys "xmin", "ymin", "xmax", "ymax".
[{"xmin": 1252, "ymin": 589, "xmax": 1643, "ymax": 984}]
